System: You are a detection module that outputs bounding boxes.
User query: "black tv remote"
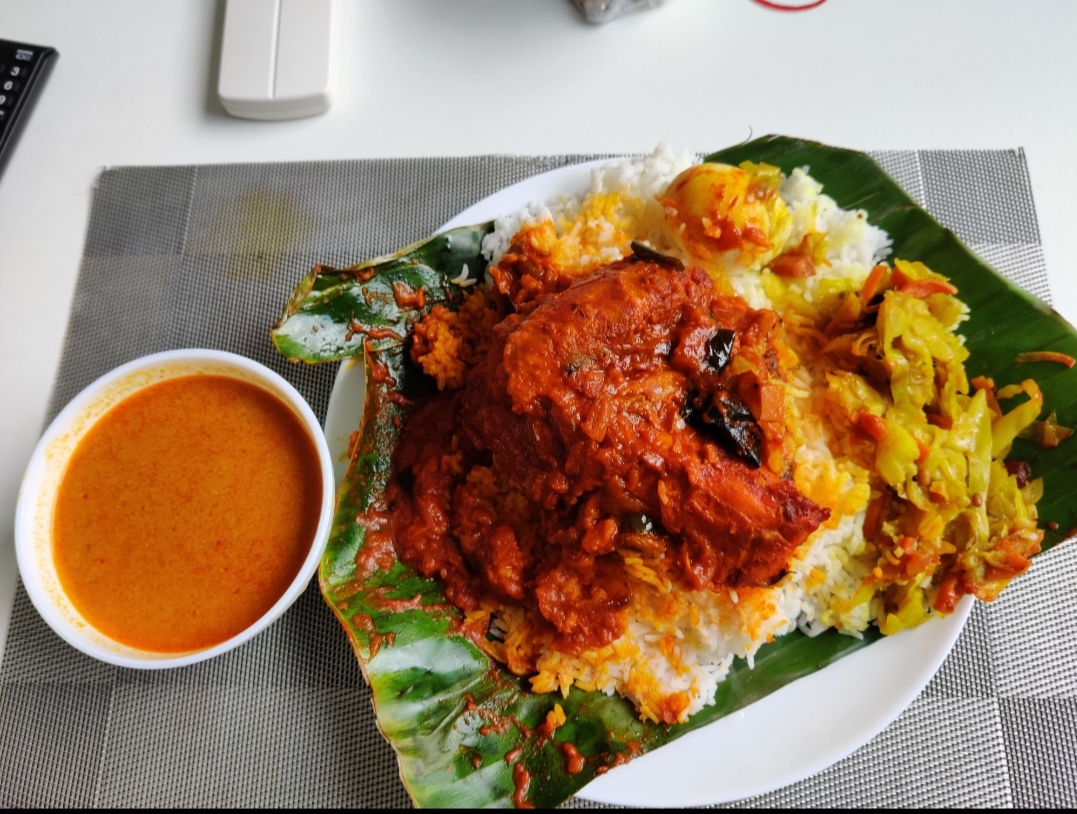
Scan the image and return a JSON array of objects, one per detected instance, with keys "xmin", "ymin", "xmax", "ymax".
[{"xmin": 0, "ymin": 39, "xmax": 58, "ymax": 177}]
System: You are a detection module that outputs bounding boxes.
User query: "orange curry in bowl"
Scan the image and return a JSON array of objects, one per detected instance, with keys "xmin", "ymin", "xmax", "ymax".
[{"xmin": 52, "ymin": 374, "xmax": 322, "ymax": 653}]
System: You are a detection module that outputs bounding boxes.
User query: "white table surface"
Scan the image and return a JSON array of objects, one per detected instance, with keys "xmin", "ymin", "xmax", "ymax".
[{"xmin": 0, "ymin": 0, "xmax": 1074, "ymax": 664}]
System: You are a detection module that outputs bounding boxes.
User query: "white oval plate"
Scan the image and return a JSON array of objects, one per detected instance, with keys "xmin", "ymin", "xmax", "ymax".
[{"xmin": 323, "ymin": 159, "xmax": 971, "ymax": 807}]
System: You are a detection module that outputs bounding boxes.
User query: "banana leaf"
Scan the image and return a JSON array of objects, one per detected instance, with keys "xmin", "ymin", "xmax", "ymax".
[{"xmin": 271, "ymin": 137, "xmax": 1077, "ymax": 807}]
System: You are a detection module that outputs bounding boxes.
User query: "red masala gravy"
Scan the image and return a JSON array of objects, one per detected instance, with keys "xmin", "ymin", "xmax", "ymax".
[{"xmin": 52, "ymin": 375, "xmax": 322, "ymax": 653}]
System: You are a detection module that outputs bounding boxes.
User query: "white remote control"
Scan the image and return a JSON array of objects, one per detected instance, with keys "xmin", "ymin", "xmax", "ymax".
[{"xmin": 218, "ymin": 0, "xmax": 334, "ymax": 121}]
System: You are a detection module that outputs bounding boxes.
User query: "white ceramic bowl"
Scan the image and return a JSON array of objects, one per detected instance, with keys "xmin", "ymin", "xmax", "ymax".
[{"xmin": 14, "ymin": 349, "xmax": 335, "ymax": 669}]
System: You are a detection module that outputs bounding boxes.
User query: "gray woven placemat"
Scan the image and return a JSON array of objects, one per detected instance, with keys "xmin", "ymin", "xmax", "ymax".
[{"xmin": 2, "ymin": 150, "xmax": 1074, "ymax": 808}]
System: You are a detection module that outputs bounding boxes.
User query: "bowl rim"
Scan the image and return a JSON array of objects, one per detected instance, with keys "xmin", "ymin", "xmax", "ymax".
[{"xmin": 13, "ymin": 348, "xmax": 336, "ymax": 670}]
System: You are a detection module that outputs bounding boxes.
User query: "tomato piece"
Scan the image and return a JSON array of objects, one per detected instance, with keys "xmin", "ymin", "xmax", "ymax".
[
  {"xmin": 860, "ymin": 264, "xmax": 887, "ymax": 304},
  {"xmin": 857, "ymin": 412, "xmax": 888, "ymax": 441},
  {"xmin": 768, "ymin": 253, "xmax": 815, "ymax": 278}
]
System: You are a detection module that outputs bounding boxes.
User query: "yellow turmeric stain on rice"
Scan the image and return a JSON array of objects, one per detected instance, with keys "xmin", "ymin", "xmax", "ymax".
[
  {"xmin": 411, "ymin": 289, "xmax": 498, "ymax": 389},
  {"xmin": 542, "ymin": 703, "xmax": 567, "ymax": 736}
]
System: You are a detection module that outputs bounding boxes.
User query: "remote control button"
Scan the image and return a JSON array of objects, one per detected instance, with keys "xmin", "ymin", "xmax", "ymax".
[
  {"xmin": 8, "ymin": 66, "xmax": 23, "ymax": 78},
  {"xmin": 14, "ymin": 48, "xmax": 34, "ymax": 61},
  {"xmin": 0, "ymin": 94, "xmax": 11, "ymax": 107},
  {"xmin": 0, "ymin": 108, "xmax": 7, "ymax": 123},
  {"xmin": 1, "ymin": 80, "xmax": 19, "ymax": 93}
]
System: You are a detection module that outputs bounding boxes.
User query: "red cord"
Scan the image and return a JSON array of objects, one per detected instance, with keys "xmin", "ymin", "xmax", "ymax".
[{"xmin": 752, "ymin": 0, "xmax": 828, "ymax": 10}]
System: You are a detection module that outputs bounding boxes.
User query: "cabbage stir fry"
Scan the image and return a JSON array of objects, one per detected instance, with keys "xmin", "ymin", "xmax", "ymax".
[
  {"xmin": 813, "ymin": 259, "xmax": 1049, "ymax": 631},
  {"xmin": 659, "ymin": 160, "xmax": 1066, "ymax": 635}
]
